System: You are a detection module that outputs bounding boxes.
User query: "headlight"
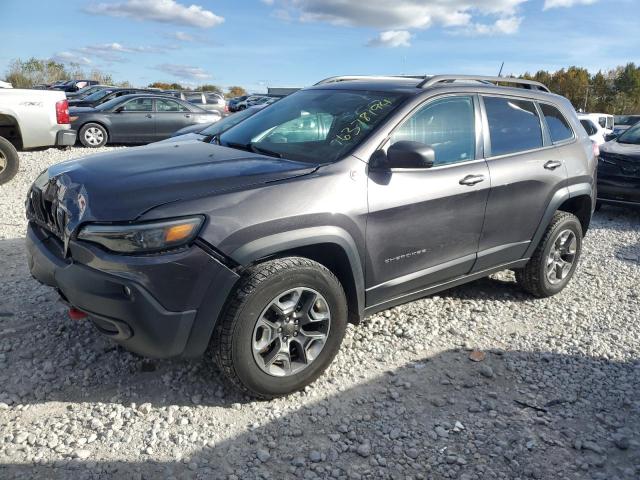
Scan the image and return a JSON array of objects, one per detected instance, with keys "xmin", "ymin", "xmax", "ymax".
[{"xmin": 77, "ymin": 216, "xmax": 204, "ymax": 253}]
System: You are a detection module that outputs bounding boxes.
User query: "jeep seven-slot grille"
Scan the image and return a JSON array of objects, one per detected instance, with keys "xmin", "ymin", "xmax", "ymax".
[{"xmin": 27, "ymin": 187, "xmax": 66, "ymax": 239}]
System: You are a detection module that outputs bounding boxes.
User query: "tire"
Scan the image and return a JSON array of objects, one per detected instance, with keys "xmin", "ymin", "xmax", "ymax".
[
  {"xmin": 0, "ymin": 136, "xmax": 19, "ymax": 185},
  {"xmin": 79, "ymin": 123, "xmax": 108, "ymax": 148},
  {"xmin": 213, "ymin": 257, "xmax": 348, "ymax": 398},
  {"xmin": 516, "ymin": 211, "xmax": 583, "ymax": 298}
]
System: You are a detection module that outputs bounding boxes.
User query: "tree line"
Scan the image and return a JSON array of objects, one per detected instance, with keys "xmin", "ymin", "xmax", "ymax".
[
  {"xmin": 4, "ymin": 57, "xmax": 639, "ymax": 112},
  {"xmin": 2, "ymin": 57, "xmax": 247, "ymax": 98},
  {"xmin": 521, "ymin": 63, "xmax": 640, "ymax": 114}
]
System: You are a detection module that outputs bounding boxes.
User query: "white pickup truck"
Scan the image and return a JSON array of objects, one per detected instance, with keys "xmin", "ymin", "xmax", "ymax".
[{"xmin": 0, "ymin": 89, "xmax": 76, "ymax": 184}]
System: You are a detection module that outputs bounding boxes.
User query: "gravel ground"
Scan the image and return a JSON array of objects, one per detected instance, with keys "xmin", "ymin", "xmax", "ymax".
[{"xmin": 1, "ymin": 146, "xmax": 639, "ymax": 479}]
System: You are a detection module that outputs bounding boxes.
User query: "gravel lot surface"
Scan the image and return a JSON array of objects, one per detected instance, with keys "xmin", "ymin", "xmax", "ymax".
[{"xmin": 1, "ymin": 146, "xmax": 639, "ymax": 479}]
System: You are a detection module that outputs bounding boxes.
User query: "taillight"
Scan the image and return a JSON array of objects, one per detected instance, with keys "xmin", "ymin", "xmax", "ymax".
[
  {"xmin": 56, "ymin": 99, "xmax": 70, "ymax": 124},
  {"xmin": 592, "ymin": 141, "xmax": 600, "ymax": 158}
]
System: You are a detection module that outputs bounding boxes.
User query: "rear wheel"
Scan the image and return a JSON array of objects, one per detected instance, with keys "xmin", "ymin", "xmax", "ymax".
[
  {"xmin": 213, "ymin": 257, "xmax": 348, "ymax": 398},
  {"xmin": 516, "ymin": 211, "xmax": 583, "ymax": 297},
  {"xmin": 79, "ymin": 123, "xmax": 108, "ymax": 148},
  {"xmin": 0, "ymin": 136, "xmax": 19, "ymax": 185}
]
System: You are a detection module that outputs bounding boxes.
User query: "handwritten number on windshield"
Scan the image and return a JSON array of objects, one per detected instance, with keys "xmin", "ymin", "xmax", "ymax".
[{"xmin": 332, "ymin": 99, "xmax": 394, "ymax": 145}]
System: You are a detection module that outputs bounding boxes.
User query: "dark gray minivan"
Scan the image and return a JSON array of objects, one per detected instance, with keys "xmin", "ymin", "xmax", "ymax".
[{"xmin": 26, "ymin": 75, "xmax": 596, "ymax": 398}]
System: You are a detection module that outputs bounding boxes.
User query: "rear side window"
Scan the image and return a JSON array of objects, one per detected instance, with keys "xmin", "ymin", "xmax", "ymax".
[
  {"xmin": 540, "ymin": 103, "xmax": 573, "ymax": 143},
  {"xmin": 580, "ymin": 119, "xmax": 597, "ymax": 136},
  {"xmin": 484, "ymin": 96, "xmax": 543, "ymax": 156}
]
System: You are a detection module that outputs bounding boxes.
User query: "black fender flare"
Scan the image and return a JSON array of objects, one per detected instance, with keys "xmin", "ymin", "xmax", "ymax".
[
  {"xmin": 524, "ymin": 183, "xmax": 593, "ymax": 258},
  {"xmin": 231, "ymin": 226, "xmax": 365, "ymax": 319}
]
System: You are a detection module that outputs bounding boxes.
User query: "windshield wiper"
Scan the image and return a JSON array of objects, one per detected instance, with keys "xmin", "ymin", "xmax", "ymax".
[
  {"xmin": 224, "ymin": 141, "xmax": 282, "ymax": 158},
  {"xmin": 248, "ymin": 143, "xmax": 282, "ymax": 158}
]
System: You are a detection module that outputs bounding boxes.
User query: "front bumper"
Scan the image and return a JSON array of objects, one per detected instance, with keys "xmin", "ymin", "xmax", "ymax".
[
  {"xmin": 26, "ymin": 223, "xmax": 240, "ymax": 358},
  {"xmin": 55, "ymin": 129, "xmax": 77, "ymax": 147}
]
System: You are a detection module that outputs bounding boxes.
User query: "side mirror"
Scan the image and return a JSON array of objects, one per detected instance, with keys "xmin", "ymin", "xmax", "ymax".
[
  {"xmin": 377, "ymin": 141, "xmax": 435, "ymax": 169},
  {"xmin": 114, "ymin": 106, "xmax": 124, "ymax": 113},
  {"xmin": 604, "ymin": 133, "xmax": 617, "ymax": 142}
]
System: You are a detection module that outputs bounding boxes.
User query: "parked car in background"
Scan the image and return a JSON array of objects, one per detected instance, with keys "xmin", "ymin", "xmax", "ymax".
[
  {"xmin": 597, "ymin": 121, "xmax": 640, "ymax": 208},
  {"xmin": 68, "ymin": 88, "xmax": 168, "ymax": 108},
  {"xmin": 580, "ymin": 113, "xmax": 614, "ymax": 136},
  {"xmin": 612, "ymin": 115, "xmax": 640, "ymax": 136},
  {"xmin": 25, "ymin": 74, "xmax": 596, "ymax": 398},
  {"xmin": 578, "ymin": 115, "xmax": 606, "ymax": 145},
  {"xmin": 171, "ymin": 91, "xmax": 227, "ymax": 118},
  {"xmin": 52, "ymin": 79, "xmax": 100, "ymax": 93},
  {"xmin": 0, "ymin": 88, "xmax": 76, "ymax": 183},
  {"xmin": 235, "ymin": 95, "xmax": 268, "ymax": 110},
  {"xmin": 228, "ymin": 95, "xmax": 249, "ymax": 112},
  {"xmin": 66, "ymin": 84, "xmax": 114, "ymax": 99},
  {"xmin": 70, "ymin": 94, "xmax": 219, "ymax": 147},
  {"xmin": 163, "ymin": 104, "xmax": 267, "ymax": 142}
]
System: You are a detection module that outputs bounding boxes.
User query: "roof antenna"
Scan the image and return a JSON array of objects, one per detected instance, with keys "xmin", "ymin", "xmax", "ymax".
[{"xmin": 498, "ymin": 62, "xmax": 504, "ymax": 77}]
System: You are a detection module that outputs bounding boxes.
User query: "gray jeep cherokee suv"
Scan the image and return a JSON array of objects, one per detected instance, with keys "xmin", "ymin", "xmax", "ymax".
[{"xmin": 25, "ymin": 75, "xmax": 596, "ymax": 398}]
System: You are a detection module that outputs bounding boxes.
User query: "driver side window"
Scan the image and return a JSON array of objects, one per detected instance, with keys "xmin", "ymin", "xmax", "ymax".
[{"xmin": 390, "ymin": 96, "xmax": 476, "ymax": 166}]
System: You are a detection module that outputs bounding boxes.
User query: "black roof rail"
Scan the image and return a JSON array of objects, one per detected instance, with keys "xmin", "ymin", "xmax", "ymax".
[
  {"xmin": 314, "ymin": 75, "xmax": 430, "ymax": 86},
  {"xmin": 418, "ymin": 75, "xmax": 550, "ymax": 92}
]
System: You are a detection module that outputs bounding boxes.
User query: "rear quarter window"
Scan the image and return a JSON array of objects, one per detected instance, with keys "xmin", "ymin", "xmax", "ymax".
[
  {"xmin": 484, "ymin": 96, "xmax": 543, "ymax": 157},
  {"xmin": 540, "ymin": 103, "xmax": 574, "ymax": 143}
]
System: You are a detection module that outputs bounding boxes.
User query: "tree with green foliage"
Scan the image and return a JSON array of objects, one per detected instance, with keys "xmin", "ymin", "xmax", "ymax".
[
  {"xmin": 4, "ymin": 57, "xmax": 114, "ymax": 88},
  {"xmin": 521, "ymin": 63, "xmax": 640, "ymax": 114},
  {"xmin": 198, "ymin": 84, "xmax": 223, "ymax": 94},
  {"xmin": 148, "ymin": 82, "xmax": 184, "ymax": 90}
]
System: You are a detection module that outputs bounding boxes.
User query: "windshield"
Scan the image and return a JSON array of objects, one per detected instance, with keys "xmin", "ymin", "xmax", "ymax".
[
  {"xmin": 200, "ymin": 107, "xmax": 261, "ymax": 136},
  {"xmin": 618, "ymin": 123, "xmax": 640, "ymax": 144},
  {"xmin": 96, "ymin": 96, "xmax": 128, "ymax": 111},
  {"xmin": 83, "ymin": 89, "xmax": 115, "ymax": 102},
  {"xmin": 615, "ymin": 115, "xmax": 640, "ymax": 126},
  {"xmin": 219, "ymin": 89, "xmax": 405, "ymax": 163}
]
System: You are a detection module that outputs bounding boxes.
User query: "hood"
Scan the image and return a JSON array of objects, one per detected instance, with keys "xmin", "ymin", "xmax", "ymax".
[
  {"xmin": 173, "ymin": 123, "xmax": 212, "ymax": 136},
  {"xmin": 156, "ymin": 133, "xmax": 205, "ymax": 144},
  {"xmin": 32, "ymin": 141, "xmax": 318, "ymax": 242}
]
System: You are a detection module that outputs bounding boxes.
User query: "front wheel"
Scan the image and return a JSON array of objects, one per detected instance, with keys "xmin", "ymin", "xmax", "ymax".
[
  {"xmin": 79, "ymin": 123, "xmax": 108, "ymax": 148},
  {"xmin": 213, "ymin": 257, "xmax": 348, "ymax": 398},
  {"xmin": 516, "ymin": 211, "xmax": 583, "ymax": 297},
  {"xmin": 0, "ymin": 136, "xmax": 19, "ymax": 185}
]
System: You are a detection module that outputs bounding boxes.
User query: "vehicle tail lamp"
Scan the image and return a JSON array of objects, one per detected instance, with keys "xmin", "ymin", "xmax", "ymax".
[{"xmin": 56, "ymin": 99, "xmax": 70, "ymax": 124}]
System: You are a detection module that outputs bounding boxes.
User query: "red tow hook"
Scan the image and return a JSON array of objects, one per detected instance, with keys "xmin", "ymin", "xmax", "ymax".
[{"xmin": 68, "ymin": 307, "xmax": 88, "ymax": 321}]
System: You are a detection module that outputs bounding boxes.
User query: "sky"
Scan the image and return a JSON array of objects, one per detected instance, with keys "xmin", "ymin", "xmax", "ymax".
[{"xmin": 1, "ymin": 0, "xmax": 639, "ymax": 92}]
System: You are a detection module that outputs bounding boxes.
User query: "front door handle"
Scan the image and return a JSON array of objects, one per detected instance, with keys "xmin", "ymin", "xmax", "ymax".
[
  {"xmin": 145, "ymin": 114, "xmax": 153, "ymax": 118},
  {"xmin": 184, "ymin": 114, "xmax": 191, "ymax": 118},
  {"xmin": 459, "ymin": 174, "xmax": 485, "ymax": 186},
  {"xmin": 544, "ymin": 160, "xmax": 562, "ymax": 170}
]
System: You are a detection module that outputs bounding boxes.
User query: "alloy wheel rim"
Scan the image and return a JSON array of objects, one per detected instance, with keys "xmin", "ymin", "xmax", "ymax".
[
  {"xmin": 252, "ymin": 287, "xmax": 331, "ymax": 377},
  {"xmin": 546, "ymin": 229, "xmax": 577, "ymax": 284},
  {"xmin": 85, "ymin": 127, "xmax": 104, "ymax": 146},
  {"xmin": 0, "ymin": 150, "xmax": 6, "ymax": 173}
]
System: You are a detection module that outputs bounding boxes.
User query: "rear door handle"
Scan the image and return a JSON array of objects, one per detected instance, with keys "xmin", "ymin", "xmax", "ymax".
[
  {"xmin": 544, "ymin": 160, "xmax": 562, "ymax": 170},
  {"xmin": 184, "ymin": 114, "xmax": 191, "ymax": 118},
  {"xmin": 145, "ymin": 114, "xmax": 153, "ymax": 118},
  {"xmin": 459, "ymin": 174, "xmax": 485, "ymax": 186}
]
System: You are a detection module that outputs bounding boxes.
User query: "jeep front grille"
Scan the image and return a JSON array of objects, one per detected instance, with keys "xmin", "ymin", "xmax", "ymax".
[{"xmin": 27, "ymin": 187, "xmax": 66, "ymax": 239}]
